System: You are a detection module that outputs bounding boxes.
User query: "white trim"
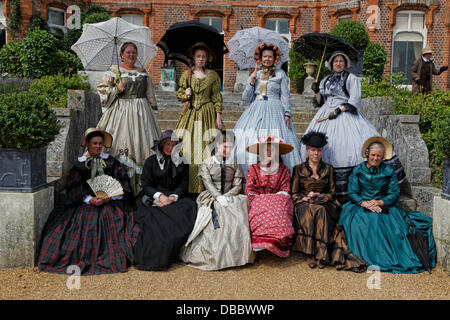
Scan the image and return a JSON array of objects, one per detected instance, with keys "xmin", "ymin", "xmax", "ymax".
[
  {"xmin": 48, "ymin": 7, "xmax": 67, "ymax": 36},
  {"xmin": 78, "ymin": 152, "xmax": 109, "ymax": 162}
]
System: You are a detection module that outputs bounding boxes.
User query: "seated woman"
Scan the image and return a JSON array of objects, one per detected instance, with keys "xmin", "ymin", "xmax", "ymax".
[
  {"xmin": 338, "ymin": 137, "xmax": 436, "ymax": 273},
  {"xmin": 133, "ymin": 130, "xmax": 197, "ymax": 271},
  {"xmin": 291, "ymin": 131, "xmax": 366, "ymax": 271},
  {"xmin": 38, "ymin": 128, "xmax": 139, "ymax": 275},
  {"xmin": 245, "ymin": 136, "xmax": 295, "ymax": 258},
  {"xmin": 180, "ymin": 130, "xmax": 254, "ymax": 270}
]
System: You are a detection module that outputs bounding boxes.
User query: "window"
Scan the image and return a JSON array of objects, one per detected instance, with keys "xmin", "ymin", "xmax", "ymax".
[
  {"xmin": 338, "ymin": 14, "xmax": 352, "ymax": 23},
  {"xmin": 199, "ymin": 16, "xmax": 223, "ymax": 33},
  {"xmin": 265, "ymin": 18, "xmax": 290, "ymax": 43},
  {"xmin": 48, "ymin": 7, "xmax": 66, "ymax": 38},
  {"xmin": 392, "ymin": 11, "xmax": 426, "ymax": 84},
  {"xmin": 0, "ymin": 2, "xmax": 5, "ymax": 49},
  {"xmin": 121, "ymin": 14, "xmax": 143, "ymax": 26}
]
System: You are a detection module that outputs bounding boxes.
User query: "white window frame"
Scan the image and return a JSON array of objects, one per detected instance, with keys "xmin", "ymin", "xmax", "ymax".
[
  {"xmin": 1, "ymin": 1, "xmax": 7, "ymax": 44},
  {"xmin": 198, "ymin": 16, "xmax": 223, "ymax": 34},
  {"xmin": 265, "ymin": 18, "xmax": 291, "ymax": 43},
  {"xmin": 391, "ymin": 10, "xmax": 427, "ymax": 88},
  {"xmin": 48, "ymin": 7, "xmax": 67, "ymax": 36},
  {"xmin": 120, "ymin": 14, "xmax": 144, "ymax": 26}
]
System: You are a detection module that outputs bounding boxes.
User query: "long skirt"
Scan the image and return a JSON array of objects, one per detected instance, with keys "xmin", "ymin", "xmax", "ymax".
[
  {"xmin": 38, "ymin": 201, "xmax": 139, "ymax": 275},
  {"xmin": 293, "ymin": 202, "xmax": 366, "ymax": 270},
  {"xmin": 338, "ymin": 202, "xmax": 436, "ymax": 273},
  {"xmin": 180, "ymin": 194, "xmax": 254, "ymax": 270},
  {"xmin": 248, "ymin": 193, "xmax": 295, "ymax": 257},
  {"xmin": 133, "ymin": 198, "xmax": 197, "ymax": 270}
]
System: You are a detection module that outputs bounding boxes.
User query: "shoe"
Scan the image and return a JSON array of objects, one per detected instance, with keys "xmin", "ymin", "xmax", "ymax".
[
  {"xmin": 306, "ymin": 256, "xmax": 317, "ymax": 268},
  {"xmin": 318, "ymin": 260, "xmax": 327, "ymax": 269}
]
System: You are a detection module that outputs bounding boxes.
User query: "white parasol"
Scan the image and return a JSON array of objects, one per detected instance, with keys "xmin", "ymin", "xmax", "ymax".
[
  {"xmin": 227, "ymin": 26, "xmax": 290, "ymax": 70},
  {"xmin": 71, "ymin": 17, "xmax": 158, "ymax": 71}
]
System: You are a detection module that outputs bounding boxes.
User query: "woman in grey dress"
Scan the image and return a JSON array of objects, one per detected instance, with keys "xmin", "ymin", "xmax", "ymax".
[
  {"xmin": 233, "ymin": 43, "xmax": 302, "ymax": 178},
  {"xmin": 180, "ymin": 130, "xmax": 254, "ymax": 270},
  {"xmin": 303, "ymin": 51, "xmax": 405, "ymax": 199}
]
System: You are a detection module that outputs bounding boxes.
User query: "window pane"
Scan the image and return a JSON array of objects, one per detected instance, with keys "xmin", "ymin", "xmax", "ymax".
[
  {"xmin": 121, "ymin": 15, "xmax": 143, "ymax": 26},
  {"xmin": 49, "ymin": 26, "xmax": 65, "ymax": 38},
  {"xmin": 211, "ymin": 17, "xmax": 222, "ymax": 33},
  {"xmin": 199, "ymin": 17, "xmax": 210, "ymax": 25},
  {"xmin": 395, "ymin": 32, "xmax": 423, "ymax": 42},
  {"xmin": 265, "ymin": 19, "xmax": 276, "ymax": 31},
  {"xmin": 411, "ymin": 14, "xmax": 424, "ymax": 29},
  {"xmin": 278, "ymin": 19, "xmax": 289, "ymax": 34},
  {"xmin": 49, "ymin": 9, "xmax": 65, "ymax": 26},
  {"xmin": 395, "ymin": 13, "xmax": 409, "ymax": 29},
  {"xmin": 393, "ymin": 39, "xmax": 423, "ymax": 83}
]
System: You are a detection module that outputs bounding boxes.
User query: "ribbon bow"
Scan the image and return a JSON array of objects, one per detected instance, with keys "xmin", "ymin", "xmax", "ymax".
[{"xmin": 85, "ymin": 156, "xmax": 107, "ymax": 180}]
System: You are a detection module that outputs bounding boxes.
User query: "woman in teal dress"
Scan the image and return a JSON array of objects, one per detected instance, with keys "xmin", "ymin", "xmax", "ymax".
[{"xmin": 338, "ymin": 137, "xmax": 436, "ymax": 273}]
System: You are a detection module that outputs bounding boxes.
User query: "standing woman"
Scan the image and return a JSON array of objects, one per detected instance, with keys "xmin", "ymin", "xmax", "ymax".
[
  {"xmin": 133, "ymin": 130, "xmax": 197, "ymax": 271},
  {"xmin": 97, "ymin": 42, "xmax": 161, "ymax": 196},
  {"xmin": 180, "ymin": 130, "xmax": 254, "ymax": 270},
  {"xmin": 234, "ymin": 43, "xmax": 302, "ymax": 178},
  {"xmin": 303, "ymin": 51, "xmax": 405, "ymax": 200},
  {"xmin": 175, "ymin": 42, "xmax": 223, "ymax": 194},
  {"xmin": 38, "ymin": 128, "xmax": 139, "ymax": 275},
  {"xmin": 245, "ymin": 136, "xmax": 295, "ymax": 258},
  {"xmin": 291, "ymin": 131, "xmax": 366, "ymax": 271}
]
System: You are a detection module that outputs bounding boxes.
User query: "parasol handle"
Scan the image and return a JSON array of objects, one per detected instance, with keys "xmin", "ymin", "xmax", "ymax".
[{"xmin": 315, "ymin": 38, "xmax": 328, "ymax": 83}]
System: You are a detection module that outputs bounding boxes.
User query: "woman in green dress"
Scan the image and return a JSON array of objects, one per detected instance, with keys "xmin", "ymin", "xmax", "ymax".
[
  {"xmin": 338, "ymin": 137, "xmax": 436, "ymax": 273},
  {"xmin": 175, "ymin": 42, "xmax": 223, "ymax": 194}
]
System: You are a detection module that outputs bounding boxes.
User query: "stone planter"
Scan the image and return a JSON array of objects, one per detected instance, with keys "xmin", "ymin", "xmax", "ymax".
[
  {"xmin": 443, "ymin": 157, "xmax": 450, "ymax": 200},
  {"xmin": 0, "ymin": 147, "xmax": 47, "ymax": 192},
  {"xmin": 303, "ymin": 62, "xmax": 317, "ymax": 97}
]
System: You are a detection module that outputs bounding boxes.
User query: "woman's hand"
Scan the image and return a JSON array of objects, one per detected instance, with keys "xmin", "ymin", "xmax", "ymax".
[
  {"xmin": 117, "ymin": 81, "xmax": 125, "ymax": 94},
  {"xmin": 361, "ymin": 200, "xmax": 383, "ymax": 213},
  {"xmin": 250, "ymin": 70, "xmax": 258, "ymax": 85},
  {"xmin": 158, "ymin": 194, "xmax": 175, "ymax": 207},
  {"xmin": 90, "ymin": 197, "xmax": 109, "ymax": 207},
  {"xmin": 285, "ymin": 116, "xmax": 291, "ymax": 129},
  {"xmin": 216, "ymin": 113, "xmax": 222, "ymax": 130},
  {"xmin": 185, "ymin": 87, "xmax": 192, "ymax": 100}
]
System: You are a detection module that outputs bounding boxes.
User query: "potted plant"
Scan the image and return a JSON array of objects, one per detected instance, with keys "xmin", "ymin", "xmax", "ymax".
[
  {"xmin": 0, "ymin": 90, "xmax": 60, "ymax": 192},
  {"xmin": 435, "ymin": 116, "xmax": 450, "ymax": 199}
]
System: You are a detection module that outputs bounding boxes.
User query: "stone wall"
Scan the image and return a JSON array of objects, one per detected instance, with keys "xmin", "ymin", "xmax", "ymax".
[
  {"xmin": 47, "ymin": 90, "xmax": 102, "ymax": 205},
  {"xmin": 433, "ymin": 197, "xmax": 450, "ymax": 274}
]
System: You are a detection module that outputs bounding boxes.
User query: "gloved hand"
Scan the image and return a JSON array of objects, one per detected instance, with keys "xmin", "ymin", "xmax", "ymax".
[
  {"xmin": 311, "ymin": 82, "xmax": 320, "ymax": 93},
  {"xmin": 216, "ymin": 195, "xmax": 229, "ymax": 207},
  {"xmin": 328, "ymin": 107, "xmax": 342, "ymax": 120},
  {"xmin": 440, "ymin": 66, "xmax": 448, "ymax": 73}
]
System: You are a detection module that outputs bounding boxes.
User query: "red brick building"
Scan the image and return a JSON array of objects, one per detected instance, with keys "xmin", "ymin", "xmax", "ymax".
[{"xmin": 2, "ymin": 0, "xmax": 449, "ymax": 91}]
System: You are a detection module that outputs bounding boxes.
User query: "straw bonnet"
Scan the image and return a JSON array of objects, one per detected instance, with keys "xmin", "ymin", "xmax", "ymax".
[
  {"xmin": 246, "ymin": 136, "xmax": 293, "ymax": 155},
  {"xmin": 326, "ymin": 51, "xmax": 351, "ymax": 70},
  {"xmin": 254, "ymin": 43, "xmax": 282, "ymax": 65},
  {"xmin": 152, "ymin": 130, "xmax": 182, "ymax": 152},
  {"xmin": 361, "ymin": 136, "xmax": 393, "ymax": 160},
  {"xmin": 301, "ymin": 131, "xmax": 328, "ymax": 148},
  {"xmin": 422, "ymin": 46, "xmax": 433, "ymax": 55},
  {"xmin": 81, "ymin": 128, "xmax": 113, "ymax": 148},
  {"xmin": 187, "ymin": 42, "xmax": 215, "ymax": 63}
]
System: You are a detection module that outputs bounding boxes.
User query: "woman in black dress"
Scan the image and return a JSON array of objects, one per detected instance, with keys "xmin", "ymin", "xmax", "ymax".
[{"xmin": 133, "ymin": 130, "xmax": 197, "ymax": 270}]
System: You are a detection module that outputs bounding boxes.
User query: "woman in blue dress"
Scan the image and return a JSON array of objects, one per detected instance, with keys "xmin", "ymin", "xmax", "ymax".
[
  {"xmin": 338, "ymin": 137, "xmax": 436, "ymax": 273},
  {"xmin": 304, "ymin": 51, "xmax": 405, "ymax": 199},
  {"xmin": 233, "ymin": 43, "xmax": 302, "ymax": 178}
]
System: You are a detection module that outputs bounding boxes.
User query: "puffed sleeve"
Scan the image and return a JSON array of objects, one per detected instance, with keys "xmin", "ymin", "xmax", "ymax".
[
  {"xmin": 347, "ymin": 166, "xmax": 364, "ymax": 205},
  {"xmin": 65, "ymin": 165, "xmax": 92, "ymax": 207},
  {"xmin": 141, "ymin": 157, "xmax": 159, "ymax": 199},
  {"xmin": 291, "ymin": 165, "xmax": 308, "ymax": 205},
  {"xmin": 113, "ymin": 158, "xmax": 133, "ymax": 203},
  {"xmin": 176, "ymin": 70, "xmax": 189, "ymax": 103},
  {"xmin": 211, "ymin": 72, "xmax": 223, "ymax": 114},
  {"xmin": 280, "ymin": 70, "xmax": 291, "ymax": 117},
  {"xmin": 198, "ymin": 160, "xmax": 221, "ymax": 199},
  {"xmin": 224, "ymin": 165, "xmax": 243, "ymax": 197},
  {"xmin": 242, "ymin": 73, "xmax": 257, "ymax": 103},
  {"xmin": 97, "ymin": 67, "xmax": 118, "ymax": 108},
  {"xmin": 278, "ymin": 165, "xmax": 291, "ymax": 194},
  {"xmin": 346, "ymin": 73, "xmax": 361, "ymax": 108},
  {"xmin": 320, "ymin": 165, "xmax": 335, "ymax": 203},
  {"xmin": 145, "ymin": 73, "xmax": 158, "ymax": 110},
  {"xmin": 380, "ymin": 166, "xmax": 400, "ymax": 206},
  {"xmin": 245, "ymin": 165, "xmax": 260, "ymax": 203}
]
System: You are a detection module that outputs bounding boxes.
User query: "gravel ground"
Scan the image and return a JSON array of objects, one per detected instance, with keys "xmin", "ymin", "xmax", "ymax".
[{"xmin": 0, "ymin": 252, "xmax": 448, "ymax": 300}]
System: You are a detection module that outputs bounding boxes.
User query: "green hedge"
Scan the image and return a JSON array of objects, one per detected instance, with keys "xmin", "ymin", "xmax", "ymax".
[
  {"xmin": 330, "ymin": 20, "xmax": 370, "ymax": 50},
  {"xmin": 0, "ymin": 91, "xmax": 60, "ymax": 150},
  {"xmin": 362, "ymin": 75, "xmax": 450, "ymax": 187},
  {"xmin": 29, "ymin": 74, "xmax": 90, "ymax": 109},
  {"xmin": 363, "ymin": 42, "xmax": 387, "ymax": 81}
]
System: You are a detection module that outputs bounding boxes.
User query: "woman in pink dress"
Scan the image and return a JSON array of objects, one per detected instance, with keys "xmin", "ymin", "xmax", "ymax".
[{"xmin": 245, "ymin": 136, "xmax": 295, "ymax": 257}]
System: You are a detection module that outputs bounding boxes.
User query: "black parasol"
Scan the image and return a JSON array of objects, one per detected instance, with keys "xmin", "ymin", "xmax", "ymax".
[
  {"xmin": 157, "ymin": 20, "xmax": 229, "ymax": 66},
  {"xmin": 406, "ymin": 221, "xmax": 432, "ymax": 274}
]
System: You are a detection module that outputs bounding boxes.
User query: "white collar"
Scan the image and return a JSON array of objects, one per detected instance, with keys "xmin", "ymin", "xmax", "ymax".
[
  {"xmin": 78, "ymin": 152, "xmax": 109, "ymax": 162},
  {"xmin": 422, "ymin": 56, "xmax": 430, "ymax": 62}
]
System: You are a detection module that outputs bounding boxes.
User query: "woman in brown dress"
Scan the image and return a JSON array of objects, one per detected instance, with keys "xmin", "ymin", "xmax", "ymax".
[{"xmin": 291, "ymin": 131, "xmax": 366, "ymax": 272}]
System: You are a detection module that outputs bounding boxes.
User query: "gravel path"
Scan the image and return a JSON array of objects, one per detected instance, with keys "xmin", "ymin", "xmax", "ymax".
[{"xmin": 0, "ymin": 252, "xmax": 448, "ymax": 300}]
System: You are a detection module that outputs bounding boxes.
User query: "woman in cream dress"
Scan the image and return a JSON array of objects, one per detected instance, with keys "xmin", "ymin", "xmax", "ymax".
[
  {"xmin": 180, "ymin": 131, "xmax": 254, "ymax": 270},
  {"xmin": 97, "ymin": 42, "xmax": 161, "ymax": 196}
]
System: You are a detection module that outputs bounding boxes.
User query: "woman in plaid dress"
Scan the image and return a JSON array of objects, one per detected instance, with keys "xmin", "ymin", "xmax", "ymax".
[{"xmin": 37, "ymin": 129, "xmax": 139, "ymax": 275}]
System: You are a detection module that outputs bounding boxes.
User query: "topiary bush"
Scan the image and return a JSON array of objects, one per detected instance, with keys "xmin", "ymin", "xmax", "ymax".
[
  {"xmin": 330, "ymin": 20, "xmax": 370, "ymax": 50},
  {"xmin": 29, "ymin": 74, "xmax": 90, "ymax": 109},
  {"xmin": 82, "ymin": 12, "xmax": 112, "ymax": 24},
  {"xmin": 363, "ymin": 42, "xmax": 387, "ymax": 81},
  {"xmin": 0, "ymin": 91, "xmax": 60, "ymax": 150},
  {"xmin": 0, "ymin": 40, "xmax": 24, "ymax": 77}
]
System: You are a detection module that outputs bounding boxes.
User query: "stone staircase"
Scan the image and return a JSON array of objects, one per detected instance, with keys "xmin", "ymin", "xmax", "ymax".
[{"xmin": 155, "ymin": 90, "xmax": 318, "ymax": 139}]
